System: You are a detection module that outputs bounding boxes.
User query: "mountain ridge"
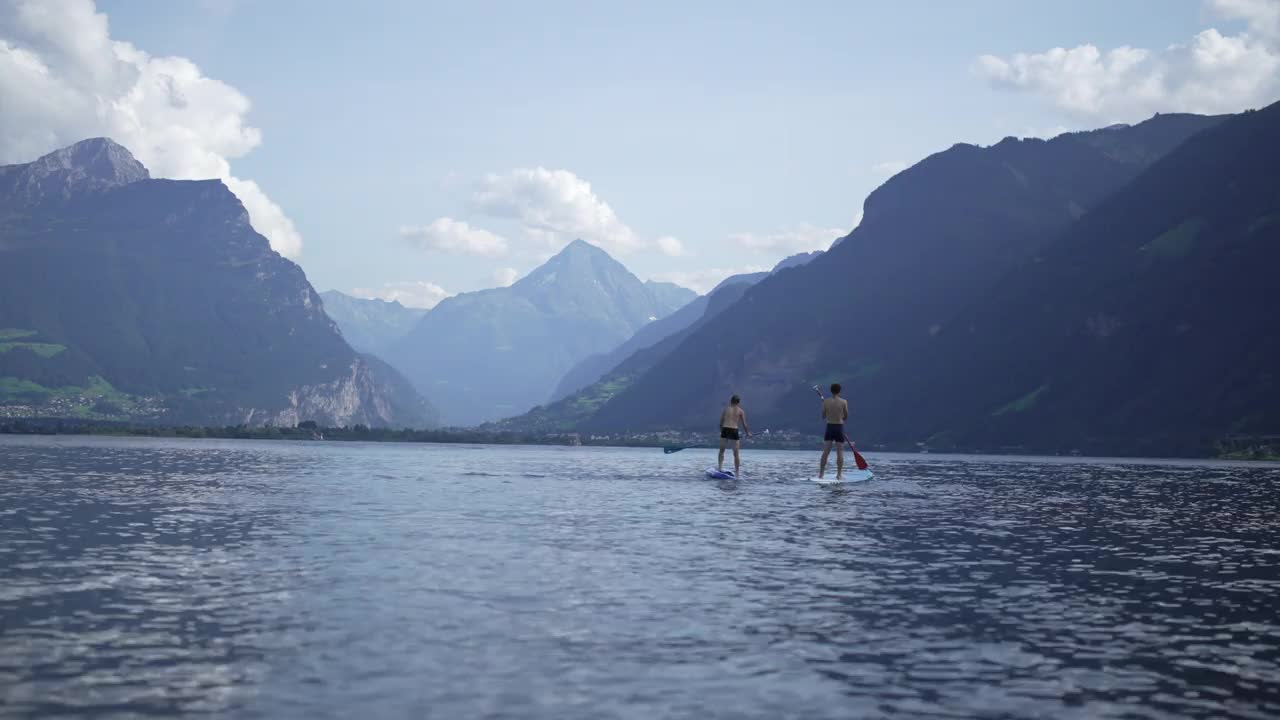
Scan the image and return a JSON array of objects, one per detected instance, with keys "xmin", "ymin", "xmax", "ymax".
[
  {"xmin": 0, "ymin": 139, "xmax": 437, "ymax": 428},
  {"xmin": 571, "ymin": 111, "xmax": 1229, "ymax": 437},
  {"xmin": 865, "ymin": 103, "xmax": 1280, "ymax": 454},
  {"xmin": 547, "ymin": 250, "xmax": 824, "ymax": 402},
  {"xmin": 320, "ymin": 290, "xmax": 429, "ymax": 355},
  {"xmin": 387, "ymin": 239, "xmax": 694, "ymax": 425}
]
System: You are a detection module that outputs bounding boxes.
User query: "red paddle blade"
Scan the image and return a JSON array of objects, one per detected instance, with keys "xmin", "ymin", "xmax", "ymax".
[{"xmin": 853, "ymin": 450, "xmax": 869, "ymax": 470}]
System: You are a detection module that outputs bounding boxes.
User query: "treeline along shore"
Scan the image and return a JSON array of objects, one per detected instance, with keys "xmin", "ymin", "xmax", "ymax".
[{"xmin": 2, "ymin": 418, "xmax": 1277, "ymax": 461}]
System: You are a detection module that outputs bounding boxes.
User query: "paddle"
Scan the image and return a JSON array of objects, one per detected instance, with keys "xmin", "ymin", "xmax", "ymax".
[{"xmin": 812, "ymin": 386, "xmax": 870, "ymax": 470}]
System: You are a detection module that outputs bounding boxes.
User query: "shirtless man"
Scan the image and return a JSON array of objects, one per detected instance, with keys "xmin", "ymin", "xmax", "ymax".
[
  {"xmin": 819, "ymin": 383, "xmax": 849, "ymax": 480},
  {"xmin": 717, "ymin": 395, "xmax": 750, "ymax": 476}
]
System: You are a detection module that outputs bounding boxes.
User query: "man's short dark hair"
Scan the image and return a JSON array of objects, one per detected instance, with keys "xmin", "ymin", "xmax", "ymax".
[
  {"xmin": 730, "ymin": 395, "xmax": 740, "ymax": 405},
  {"xmin": 830, "ymin": 383, "xmax": 842, "ymax": 395}
]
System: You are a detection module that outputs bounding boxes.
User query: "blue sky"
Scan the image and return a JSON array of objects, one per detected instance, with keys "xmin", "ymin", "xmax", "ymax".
[{"xmin": 5, "ymin": 1, "xmax": 1276, "ymax": 299}]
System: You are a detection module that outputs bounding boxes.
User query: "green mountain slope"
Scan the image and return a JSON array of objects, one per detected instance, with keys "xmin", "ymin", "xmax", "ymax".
[
  {"xmin": 867, "ymin": 102, "xmax": 1280, "ymax": 455},
  {"xmin": 575, "ymin": 113, "xmax": 1227, "ymax": 437}
]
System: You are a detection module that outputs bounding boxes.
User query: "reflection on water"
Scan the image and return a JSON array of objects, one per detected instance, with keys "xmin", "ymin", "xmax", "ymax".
[{"xmin": 1, "ymin": 436, "xmax": 1278, "ymax": 719}]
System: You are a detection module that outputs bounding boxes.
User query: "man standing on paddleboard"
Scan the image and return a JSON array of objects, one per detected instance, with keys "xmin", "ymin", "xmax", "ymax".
[
  {"xmin": 718, "ymin": 395, "xmax": 750, "ymax": 477},
  {"xmin": 819, "ymin": 383, "xmax": 848, "ymax": 480}
]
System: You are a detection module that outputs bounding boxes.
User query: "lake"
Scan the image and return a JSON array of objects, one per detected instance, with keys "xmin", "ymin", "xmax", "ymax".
[{"xmin": 1, "ymin": 436, "xmax": 1278, "ymax": 719}]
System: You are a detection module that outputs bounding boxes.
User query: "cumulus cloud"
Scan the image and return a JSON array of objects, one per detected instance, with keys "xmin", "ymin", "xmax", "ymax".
[
  {"xmin": 872, "ymin": 160, "xmax": 910, "ymax": 175},
  {"xmin": 656, "ymin": 235, "xmax": 687, "ymax": 257},
  {"xmin": 728, "ymin": 223, "xmax": 845, "ymax": 254},
  {"xmin": 399, "ymin": 217, "xmax": 509, "ymax": 256},
  {"xmin": 1213, "ymin": 0, "xmax": 1280, "ymax": 43},
  {"xmin": 975, "ymin": 0, "xmax": 1280, "ymax": 122},
  {"xmin": 0, "ymin": 0, "xmax": 303, "ymax": 257},
  {"xmin": 351, "ymin": 281, "xmax": 451, "ymax": 309},
  {"xmin": 648, "ymin": 266, "xmax": 768, "ymax": 295},
  {"xmin": 493, "ymin": 267, "xmax": 519, "ymax": 287},
  {"xmin": 472, "ymin": 167, "xmax": 645, "ymax": 255}
]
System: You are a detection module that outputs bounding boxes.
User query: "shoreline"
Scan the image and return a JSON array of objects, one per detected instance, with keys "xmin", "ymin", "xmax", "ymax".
[{"xmin": 2, "ymin": 418, "xmax": 1277, "ymax": 463}]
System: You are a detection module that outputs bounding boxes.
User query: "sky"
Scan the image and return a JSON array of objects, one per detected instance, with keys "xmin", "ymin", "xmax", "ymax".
[{"xmin": 2, "ymin": 0, "xmax": 1278, "ymax": 301}]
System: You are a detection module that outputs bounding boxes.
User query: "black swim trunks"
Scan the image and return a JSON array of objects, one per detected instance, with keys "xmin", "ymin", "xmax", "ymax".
[
  {"xmin": 720, "ymin": 427, "xmax": 741, "ymax": 441},
  {"xmin": 824, "ymin": 423, "xmax": 845, "ymax": 442}
]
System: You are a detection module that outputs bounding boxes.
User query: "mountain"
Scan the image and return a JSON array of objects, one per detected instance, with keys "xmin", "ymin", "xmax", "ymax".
[
  {"xmin": 771, "ymin": 250, "xmax": 824, "ymax": 272},
  {"xmin": 548, "ymin": 250, "xmax": 823, "ymax": 402},
  {"xmin": 320, "ymin": 290, "xmax": 428, "ymax": 355},
  {"xmin": 861, "ymin": 102, "xmax": 1280, "ymax": 455},
  {"xmin": 571, "ymin": 113, "xmax": 1227, "ymax": 437},
  {"xmin": 645, "ymin": 280, "xmax": 696, "ymax": 312},
  {"xmin": 0, "ymin": 138, "xmax": 438, "ymax": 428},
  {"xmin": 386, "ymin": 240, "xmax": 695, "ymax": 425},
  {"xmin": 548, "ymin": 272, "xmax": 753, "ymax": 403},
  {"xmin": 499, "ymin": 270, "xmax": 767, "ymax": 432},
  {"xmin": 0, "ymin": 136, "xmax": 149, "ymax": 207}
]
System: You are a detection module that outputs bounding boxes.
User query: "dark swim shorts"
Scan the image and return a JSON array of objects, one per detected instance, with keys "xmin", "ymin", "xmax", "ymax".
[
  {"xmin": 720, "ymin": 427, "xmax": 741, "ymax": 441},
  {"xmin": 824, "ymin": 423, "xmax": 846, "ymax": 442}
]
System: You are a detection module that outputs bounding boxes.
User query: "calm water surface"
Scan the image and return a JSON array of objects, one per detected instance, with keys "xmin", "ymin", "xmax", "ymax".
[{"xmin": 1, "ymin": 436, "xmax": 1278, "ymax": 718}]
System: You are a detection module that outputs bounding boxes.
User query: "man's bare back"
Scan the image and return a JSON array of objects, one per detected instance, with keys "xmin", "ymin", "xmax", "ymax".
[{"xmin": 717, "ymin": 395, "xmax": 749, "ymax": 476}]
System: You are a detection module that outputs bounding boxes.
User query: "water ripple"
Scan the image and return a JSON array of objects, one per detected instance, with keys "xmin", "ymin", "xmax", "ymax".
[{"xmin": 1, "ymin": 436, "xmax": 1278, "ymax": 718}]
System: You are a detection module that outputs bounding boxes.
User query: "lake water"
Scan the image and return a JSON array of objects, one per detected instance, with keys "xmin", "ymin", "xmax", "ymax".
[{"xmin": 1, "ymin": 436, "xmax": 1278, "ymax": 719}]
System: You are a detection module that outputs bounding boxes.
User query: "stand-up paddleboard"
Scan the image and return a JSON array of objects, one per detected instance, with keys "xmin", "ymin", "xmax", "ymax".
[
  {"xmin": 705, "ymin": 467, "xmax": 736, "ymax": 480},
  {"xmin": 809, "ymin": 468, "xmax": 874, "ymax": 484}
]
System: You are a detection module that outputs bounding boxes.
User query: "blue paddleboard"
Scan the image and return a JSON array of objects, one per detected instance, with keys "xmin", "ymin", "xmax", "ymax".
[{"xmin": 705, "ymin": 467, "xmax": 736, "ymax": 480}]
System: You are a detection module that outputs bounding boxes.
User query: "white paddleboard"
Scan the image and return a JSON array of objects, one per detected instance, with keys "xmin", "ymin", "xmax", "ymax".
[
  {"xmin": 705, "ymin": 467, "xmax": 736, "ymax": 480},
  {"xmin": 809, "ymin": 469, "xmax": 873, "ymax": 484}
]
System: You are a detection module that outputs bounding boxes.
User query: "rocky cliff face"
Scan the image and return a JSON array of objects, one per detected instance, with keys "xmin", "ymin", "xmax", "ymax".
[
  {"xmin": 246, "ymin": 356, "xmax": 431, "ymax": 428},
  {"xmin": 0, "ymin": 137, "xmax": 150, "ymax": 207},
  {"xmin": 0, "ymin": 138, "xmax": 437, "ymax": 428}
]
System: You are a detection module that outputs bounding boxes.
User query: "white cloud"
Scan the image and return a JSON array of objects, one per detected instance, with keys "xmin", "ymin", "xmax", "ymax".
[
  {"xmin": 648, "ymin": 266, "xmax": 768, "ymax": 295},
  {"xmin": 399, "ymin": 217, "xmax": 509, "ymax": 256},
  {"xmin": 872, "ymin": 160, "xmax": 910, "ymax": 175},
  {"xmin": 472, "ymin": 167, "xmax": 645, "ymax": 255},
  {"xmin": 351, "ymin": 281, "xmax": 451, "ymax": 309},
  {"xmin": 1213, "ymin": 0, "xmax": 1280, "ymax": 43},
  {"xmin": 0, "ymin": 0, "xmax": 303, "ymax": 257},
  {"xmin": 656, "ymin": 235, "xmax": 686, "ymax": 257},
  {"xmin": 831, "ymin": 212, "xmax": 862, "ymax": 248},
  {"xmin": 728, "ymin": 223, "xmax": 845, "ymax": 254},
  {"xmin": 223, "ymin": 177, "xmax": 302, "ymax": 258},
  {"xmin": 493, "ymin": 266, "xmax": 519, "ymax": 287},
  {"xmin": 975, "ymin": 1, "xmax": 1280, "ymax": 122},
  {"xmin": 1017, "ymin": 124, "xmax": 1072, "ymax": 140}
]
